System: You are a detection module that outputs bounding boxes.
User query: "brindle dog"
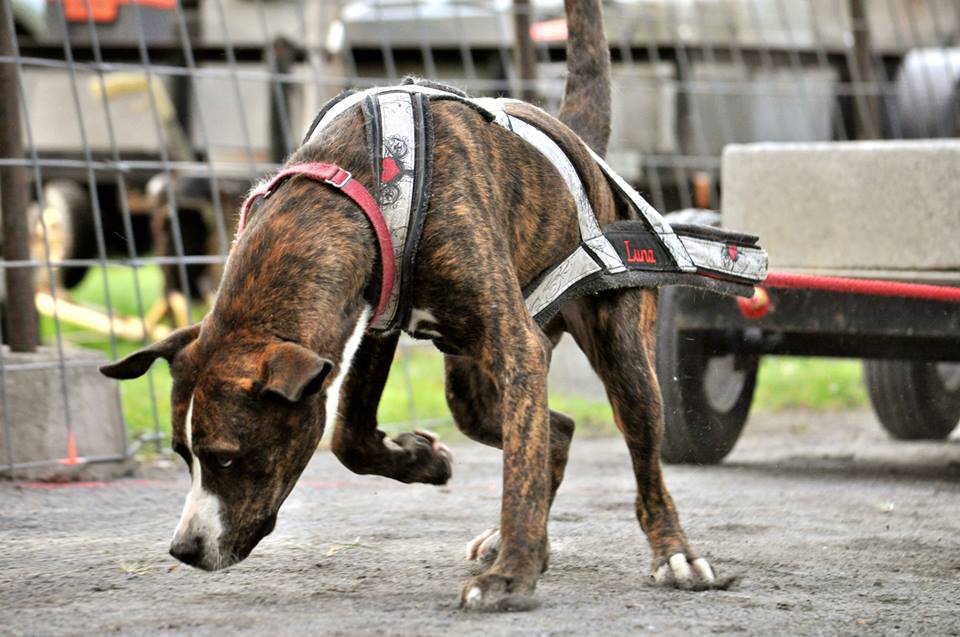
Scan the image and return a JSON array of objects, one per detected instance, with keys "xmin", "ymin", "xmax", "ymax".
[{"xmin": 101, "ymin": 0, "xmax": 718, "ymax": 611}]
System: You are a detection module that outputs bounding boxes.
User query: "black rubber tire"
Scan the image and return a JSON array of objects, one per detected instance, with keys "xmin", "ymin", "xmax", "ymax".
[
  {"xmin": 31, "ymin": 180, "xmax": 97, "ymax": 289},
  {"xmin": 862, "ymin": 360, "xmax": 960, "ymax": 440},
  {"xmin": 156, "ymin": 207, "xmax": 211, "ymax": 300},
  {"xmin": 656, "ymin": 288, "xmax": 759, "ymax": 464}
]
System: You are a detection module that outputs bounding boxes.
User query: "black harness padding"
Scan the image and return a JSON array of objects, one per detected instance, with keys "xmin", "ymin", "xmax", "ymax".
[
  {"xmin": 397, "ymin": 92, "xmax": 434, "ymax": 329},
  {"xmin": 400, "ymin": 76, "xmax": 468, "ymax": 97},
  {"xmin": 522, "ymin": 229, "xmax": 756, "ymax": 326},
  {"xmin": 603, "ymin": 221, "xmax": 680, "ymax": 273},
  {"xmin": 669, "ymin": 223, "xmax": 760, "ymax": 247},
  {"xmin": 360, "ymin": 94, "xmax": 383, "ymax": 197},
  {"xmin": 523, "ymin": 268, "xmax": 754, "ymax": 327}
]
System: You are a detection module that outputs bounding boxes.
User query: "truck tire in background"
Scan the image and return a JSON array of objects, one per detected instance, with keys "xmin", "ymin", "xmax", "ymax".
[
  {"xmin": 892, "ymin": 48, "xmax": 960, "ymax": 138},
  {"xmin": 656, "ymin": 287, "xmax": 759, "ymax": 464},
  {"xmin": 29, "ymin": 180, "xmax": 97, "ymax": 289},
  {"xmin": 863, "ymin": 360, "xmax": 960, "ymax": 440}
]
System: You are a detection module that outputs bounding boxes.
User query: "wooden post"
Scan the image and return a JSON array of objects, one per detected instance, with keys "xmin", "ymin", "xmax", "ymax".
[
  {"xmin": 849, "ymin": 0, "xmax": 881, "ymax": 139},
  {"xmin": 0, "ymin": 19, "xmax": 39, "ymax": 352},
  {"xmin": 269, "ymin": 37, "xmax": 296, "ymax": 165},
  {"xmin": 513, "ymin": 0, "xmax": 538, "ymax": 102}
]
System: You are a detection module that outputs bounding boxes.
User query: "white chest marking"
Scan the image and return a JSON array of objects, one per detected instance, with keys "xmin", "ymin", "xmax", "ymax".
[{"xmin": 325, "ymin": 306, "xmax": 371, "ymax": 432}]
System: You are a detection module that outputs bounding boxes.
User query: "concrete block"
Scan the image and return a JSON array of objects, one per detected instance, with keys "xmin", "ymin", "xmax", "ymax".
[
  {"xmin": 190, "ymin": 63, "xmax": 272, "ymax": 162},
  {"xmin": 867, "ymin": 0, "xmax": 958, "ymax": 52},
  {"xmin": 722, "ymin": 140, "xmax": 960, "ymax": 277},
  {"xmin": 201, "ymin": 0, "xmax": 325, "ymax": 47},
  {"xmin": 534, "ymin": 61, "xmax": 677, "ymax": 181},
  {"xmin": 22, "ymin": 68, "xmax": 165, "ymax": 153},
  {"xmin": 684, "ymin": 63, "xmax": 836, "ymax": 156},
  {"xmin": 609, "ymin": 0, "xmax": 954, "ymax": 50},
  {"xmin": 610, "ymin": 63, "xmax": 678, "ymax": 156},
  {"xmin": 190, "ymin": 61, "xmax": 345, "ymax": 164},
  {"xmin": 0, "ymin": 347, "xmax": 131, "ymax": 480}
]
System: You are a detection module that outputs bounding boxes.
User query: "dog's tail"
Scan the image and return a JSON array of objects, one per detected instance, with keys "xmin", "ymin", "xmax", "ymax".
[{"xmin": 558, "ymin": 0, "xmax": 612, "ymax": 157}]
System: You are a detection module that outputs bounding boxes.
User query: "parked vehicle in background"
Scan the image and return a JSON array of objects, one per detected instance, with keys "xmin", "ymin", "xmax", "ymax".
[{"xmin": 12, "ymin": 0, "xmax": 960, "ymax": 296}]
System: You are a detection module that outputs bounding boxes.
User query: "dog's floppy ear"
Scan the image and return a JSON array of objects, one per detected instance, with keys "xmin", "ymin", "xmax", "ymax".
[
  {"xmin": 99, "ymin": 324, "xmax": 201, "ymax": 379},
  {"xmin": 260, "ymin": 342, "xmax": 334, "ymax": 403}
]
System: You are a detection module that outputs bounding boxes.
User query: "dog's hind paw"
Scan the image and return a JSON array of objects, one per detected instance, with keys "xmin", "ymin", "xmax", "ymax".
[
  {"xmin": 460, "ymin": 573, "xmax": 539, "ymax": 613},
  {"xmin": 391, "ymin": 430, "xmax": 453, "ymax": 485},
  {"xmin": 650, "ymin": 554, "xmax": 733, "ymax": 591}
]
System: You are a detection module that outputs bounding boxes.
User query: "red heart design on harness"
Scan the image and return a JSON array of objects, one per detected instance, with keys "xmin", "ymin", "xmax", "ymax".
[
  {"xmin": 381, "ymin": 157, "xmax": 401, "ymax": 183},
  {"xmin": 727, "ymin": 244, "xmax": 739, "ymax": 261}
]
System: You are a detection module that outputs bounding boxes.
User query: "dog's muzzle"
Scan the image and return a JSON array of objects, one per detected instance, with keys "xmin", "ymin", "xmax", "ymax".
[
  {"xmin": 170, "ymin": 534, "xmax": 205, "ymax": 567},
  {"xmin": 170, "ymin": 512, "xmax": 278, "ymax": 571}
]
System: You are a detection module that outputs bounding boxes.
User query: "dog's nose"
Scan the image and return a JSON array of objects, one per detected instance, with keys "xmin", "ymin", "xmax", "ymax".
[{"xmin": 170, "ymin": 535, "xmax": 204, "ymax": 566}]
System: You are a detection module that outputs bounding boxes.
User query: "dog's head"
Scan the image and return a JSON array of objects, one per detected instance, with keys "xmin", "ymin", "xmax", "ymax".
[{"xmin": 101, "ymin": 323, "xmax": 336, "ymax": 571}]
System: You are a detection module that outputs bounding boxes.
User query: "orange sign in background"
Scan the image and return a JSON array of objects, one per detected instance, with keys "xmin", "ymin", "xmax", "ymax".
[{"xmin": 56, "ymin": 0, "xmax": 177, "ymax": 24}]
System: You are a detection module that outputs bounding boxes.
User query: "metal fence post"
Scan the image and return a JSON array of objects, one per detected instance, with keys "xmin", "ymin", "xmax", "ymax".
[{"xmin": 0, "ymin": 20, "xmax": 38, "ymax": 353}]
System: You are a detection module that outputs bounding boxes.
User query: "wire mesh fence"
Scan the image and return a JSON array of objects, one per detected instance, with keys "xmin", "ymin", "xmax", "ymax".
[{"xmin": 1, "ymin": 0, "xmax": 958, "ymax": 475}]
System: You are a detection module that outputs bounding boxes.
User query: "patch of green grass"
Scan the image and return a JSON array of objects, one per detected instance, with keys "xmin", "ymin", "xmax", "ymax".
[
  {"xmin": 753, "ymin": 356, "xmax": 868, "ymax": 412},
  {"xmin": 379, "ymin": 345, "xmax": 450, "ymax": 432},
  {"xmin": 378, "ymin": 346, "xmax": 617, "ymax": 440},
  {"xmin": 39, "ymin": 266, "xmax": 185, "ymax": 446},
  {"xmin": 549, "ymin": 394, "xmax": 616, "ymax": 435},
  {"xmin": 74, "ymin": 264, "xmax": 166, "ymax": 318},
  {"xmin": 47, "ymin": 266, "xmax": 867, "ymax": 450}
]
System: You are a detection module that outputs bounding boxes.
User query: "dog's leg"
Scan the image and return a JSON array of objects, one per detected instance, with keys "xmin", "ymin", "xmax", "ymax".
[
  {"xmin": 447, "ymin": 348, "xmax": 575, "ymax": 572},
  {"xmin": 564, "ymin": 290, "xmax": 717, "ymax": 590},
  {"xmin": 330, "ymin": 331, "xmax": 452, "ymax": 485},
  {"xmin": 447, "ymin": 327, "xmax": 552, "ymax": 611}
]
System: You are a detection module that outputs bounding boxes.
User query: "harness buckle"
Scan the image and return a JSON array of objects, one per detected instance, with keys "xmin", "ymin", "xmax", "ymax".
[{"xmin": 325, "ymin": 169, "xmax": 352, "ymax": 189}]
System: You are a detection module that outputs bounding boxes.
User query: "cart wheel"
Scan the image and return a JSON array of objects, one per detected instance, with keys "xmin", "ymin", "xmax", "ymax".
[
  {"xmin": 656, "ymin": 289, "xmax": 759, "ymax": 464},
  {"xmin": 862, "ymin": 360, "xmax": 960, "ymax": 440},
  {"xmin": 29, "ymin": 180, "xmax": 96, "ymax": 289}
]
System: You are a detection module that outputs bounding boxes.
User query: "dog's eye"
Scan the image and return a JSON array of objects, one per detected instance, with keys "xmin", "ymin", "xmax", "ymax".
[{"xmin": 213, "ymin": 454, "xmax": 234, "ymax": 470}]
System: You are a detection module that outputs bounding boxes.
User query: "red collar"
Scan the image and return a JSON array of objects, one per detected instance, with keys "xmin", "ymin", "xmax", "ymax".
[{"xmin": 237, "ymin": 163, "xmax": 395, "ymax": 325}]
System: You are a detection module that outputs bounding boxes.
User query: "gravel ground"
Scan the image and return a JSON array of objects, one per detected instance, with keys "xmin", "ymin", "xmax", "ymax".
[{"xmin": 2, "ymin": 409, "xmax": 959, "ymax": 636}]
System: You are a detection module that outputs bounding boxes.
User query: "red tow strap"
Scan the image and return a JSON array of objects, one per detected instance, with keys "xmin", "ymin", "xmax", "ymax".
[
  {"xmin": 764, "ymin": 272, "xmax": 960, "ymax": 303},
  {"xmin": 237, "ymin": 163, "xmax": 395, "ymax": 325},
  {"xmin": 738, "ymin": 271, "xmax": 960, "ymax": 319}
]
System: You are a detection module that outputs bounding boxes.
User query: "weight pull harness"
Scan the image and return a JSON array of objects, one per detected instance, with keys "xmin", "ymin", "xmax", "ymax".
[{"xmin": 242, "ymin": 79, "xmax": 768, "ymax": 334}]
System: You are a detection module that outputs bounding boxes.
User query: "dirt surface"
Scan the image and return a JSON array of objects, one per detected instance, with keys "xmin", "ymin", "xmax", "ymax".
[{"xmin": 2, "ymin": 409, "xmax": 959, "ymax": 636}]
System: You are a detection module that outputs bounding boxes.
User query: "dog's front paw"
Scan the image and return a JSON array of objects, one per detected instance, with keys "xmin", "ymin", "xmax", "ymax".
[
  {"xmin": 391, "ymin": 429, "xmax": 452, "ymax": 485},
  {"xmin": 460, "ymin": 573, "xmax": 539, "ymax": 612},
  {"xmin": 651, "ymin": 553, "xmax": 732, "ymax": 591}
]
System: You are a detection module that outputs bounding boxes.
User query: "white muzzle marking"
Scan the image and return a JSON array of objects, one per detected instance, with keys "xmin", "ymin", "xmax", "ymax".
[{"xmin": 173, "ymin": 394, "xmax": 225, "ymax": 567}]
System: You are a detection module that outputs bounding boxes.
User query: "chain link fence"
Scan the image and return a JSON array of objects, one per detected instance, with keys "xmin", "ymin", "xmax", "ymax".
[{"xmin": 1, "ymin": 0, "xmax": 958, "ymax": 475}]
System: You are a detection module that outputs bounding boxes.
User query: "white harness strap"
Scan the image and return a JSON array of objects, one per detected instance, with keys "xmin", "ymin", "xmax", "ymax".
[
  {"xmin": 523, "ymin": 246, "xmax": 603, "ymax": 318},
  {"xmin": 372, "ymin": 91, "xmax": 418, "ymax": 331},
  {"xmin": 503, "ymin": 116, "xmax": 626, "ymax": 274},
  {"xmin": 307, "ymin": 84, "xmax": 478, "ymax": 146},
  {"xmin": 676, "ymin": 234, "xmax": 767, "ymax": 281}
]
